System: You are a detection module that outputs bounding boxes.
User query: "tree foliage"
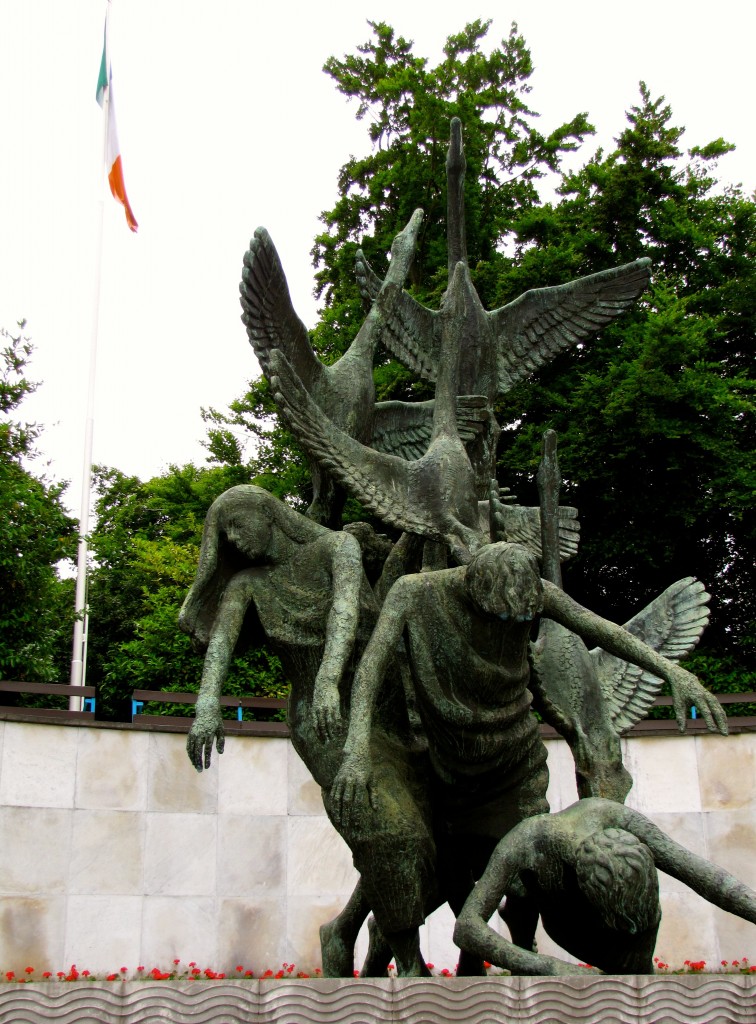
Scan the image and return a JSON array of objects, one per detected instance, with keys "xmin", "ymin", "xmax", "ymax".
[
  {"xmin": 0, "ymin": 324, "xmax": 77, "ymax": 683},
  {"xmin": 86, "ymin": 462, "xmax": 287, "ymax": 719},
  {"xmin": 496, "ymin": 84, "xmax": 756, "ymax": 676}
]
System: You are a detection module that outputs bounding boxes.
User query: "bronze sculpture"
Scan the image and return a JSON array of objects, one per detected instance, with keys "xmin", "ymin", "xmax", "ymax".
[{"xmin": 180, "ymin": 117, "xmax": 751, "ymax": 978}]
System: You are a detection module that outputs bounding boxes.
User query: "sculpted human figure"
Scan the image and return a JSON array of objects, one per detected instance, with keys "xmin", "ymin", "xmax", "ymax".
[
  {"xmin": 179, "ymin": 484, "xmax": 436, "ymax": 977},
  {"xmin": 331, "ymin": 541, "xmax": 727, "ymax": 964},
  {"xmin": 453, "ymin": 797, "xmax": 756, "ymax": 976}
]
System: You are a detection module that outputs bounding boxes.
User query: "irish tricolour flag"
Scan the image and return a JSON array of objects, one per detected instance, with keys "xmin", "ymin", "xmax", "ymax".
[{"xmin": 96, "ymin": 20, "xmax": 138, "ymax": 232}]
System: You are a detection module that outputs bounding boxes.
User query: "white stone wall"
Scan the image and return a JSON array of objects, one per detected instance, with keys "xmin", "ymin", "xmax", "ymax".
[{"xmin": 0, "ymin": 720, "xmax": 753, "ymax": 975}]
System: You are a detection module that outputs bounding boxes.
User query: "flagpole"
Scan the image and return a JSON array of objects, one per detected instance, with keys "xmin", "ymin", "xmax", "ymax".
[{"xmin": 69, "ymin": 5, "xmax": 111, "ymax": 708}]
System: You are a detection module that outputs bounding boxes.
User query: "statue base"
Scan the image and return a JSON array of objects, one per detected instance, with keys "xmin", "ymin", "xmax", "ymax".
[{"xmin": 2, "ymin": 976, "xmax": 754, "ymax": 1023}]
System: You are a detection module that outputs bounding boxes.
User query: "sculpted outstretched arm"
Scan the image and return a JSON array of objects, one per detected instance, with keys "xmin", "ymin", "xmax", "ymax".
[
  {"xmin": 312, "ymin": 532, "xmax": 365, "ymax": 742},
  {"xmin": 618, "ymin": 807, "xmax": 756, "ymax": 925},
  {"xmin": 542, "ymin": 582, "xmax": 727, "ymax": 736},
  {"xmin": 186, "ymin": 570, "xmax": 258, "ymax": 772}
]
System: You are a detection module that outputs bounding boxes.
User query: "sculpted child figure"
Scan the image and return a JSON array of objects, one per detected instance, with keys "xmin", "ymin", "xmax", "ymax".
[{"xmin": 453, "ymin": 797, "xmax": 756, "ymax": 976}]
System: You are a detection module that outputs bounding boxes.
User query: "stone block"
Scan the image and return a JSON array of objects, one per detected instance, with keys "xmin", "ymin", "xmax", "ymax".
[
  {"xmin": 624, "ymin": 736, "xmax": 702, "ymax": 814},
  {"xmin": 545, "ymin": 738, "xmax": 579, "ymax": 811},
  {"xmin": 285, "ymin": 895, "xmax": 348, "ymax": 972},
  {"xmin": 287, "ymin": 742, "xmax": 323, "ymax": 816},
  {"xmin": 63, "ymin": 895, "xmax": 144, "ymax": 973},
  {"xmin": 696, "ymin": 733, "xmax": 756, "ymax": 812},
  {"xmin": 0, "ymin": 723, "xmax": 78, "ymax": 809},
  {"xmin": 141, "ymin": 895, "xmax": 217, "ymax": 970},
  {"xmin": 143, "ymin": 812, "xmax": 216, "ymax": 896},
  {"xmin": 286, "ymin": 817, "xmax": 358, "ymax": 897},
  {"xmin": 702, "ymin": 808, "xmax": 756, "ymax": 890},
  {"xmin": 69, "ymin": 809, "xmax": 144, "ymax": 895},
  {"xmin": 423, "ymin": 901, "xmax": 458, "ymax": 972},
  {"xmin": 218, "ymin": 736, "xmax": 288, "ymax": 816},
  {"xmin": 0, "ymin": 895, "xmax": 66, "ymax": 974},
  {"xmin": 217, "ymin": 814, "xmax": 286, "ymax": 895},
  {"xmin": 655, "ymin": 891, "xmax": 719, "ymax": 965},
  {"xmin": 0, "ymin": 806, "xmax": 71, "ymax": 895},
  {"xmin": 75, "ymin": 728, "xmax": 150, "ymax": 811},
  {"xmin": 147, "ymin": 731, "xmax": 218, "ymax": 815},
  {"xmin": 218, "ymin": 897, "xmax": 286, "ymax": 972}
]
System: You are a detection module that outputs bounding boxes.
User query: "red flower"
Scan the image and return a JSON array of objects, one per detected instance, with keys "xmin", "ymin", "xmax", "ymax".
[
  {"xmin": 120, "ymin": 967, "xmax": 127, "ymax": 973},
  {"xmin": 188, "ymin": 962, "xmax": 196, "ymax": 968},
  {"xmin": 721, "ymin": 960, "xmax": 729, "ymax": 966},
  {"xmin": 244, "ymin": 971, "xmax": 254, "ymax": 978},
  {"xmin": 352, "ymin": 970, "xmax": 359, "ymax": 978},
  {"xmin": 217, "ymin": 973, "xmax": 226, "ymax": 979},
  {"xmin": 173, "ymin": 959, "xmax": 180, "ymax": 966},
  {"xmin": 440, "ymin": 969, "xmax": 452, "ymax": 977},
  {"xmin": 314, "ymin": 969, "xmax": 322, "ymax": 976},
  {"xmin": 191, "ymin": 968, "xmax": 201, "ymax": 976},
  {"xmin": 426, "ymin": 963, "xmax": 435, "ymax": 970},
  {"xmin": 274, "ymin": 970, "xmax": 284, "ymax": 979},
  {"xmin": 262, "ymin": 969, "xmax": 273, "ymax": 978},
  {"xmin": 689, "ymin": 961, "xmax": 706, "ymax": 971},
  {"xmin": 297, "ymin": 972, "xmax": 310, "ymax": 979},
  {"xmin": 42, "ymin": 972, "xmax": 52, "ymax": 979},
  {"xmin": 483, "ymin": 961, "xmax": 491, "ymax": 969},
  {"xmin": 106, "ymin": 974, "xmax": 118, "ymax": 982},
  {"xmin": 137, "ymin": 966, "xmax": 144, "ymax": 973},
  {"xmin": 733, "ymin": 960, "xmax": 740, "ymax": 967},
  {"xmin": 5, "ymin": 972, "xmax": 14, "ymax": 981},
  {"xmin": 57, "ymin": 972, "xmax": 65, "ymax": 979},
  {"xmin": 24, "ymin": 967, "xmax": 34, "ymax": 974},
  {"xmin": 236, "ymin": 965, "xmax": 244, "ymax": 973}
]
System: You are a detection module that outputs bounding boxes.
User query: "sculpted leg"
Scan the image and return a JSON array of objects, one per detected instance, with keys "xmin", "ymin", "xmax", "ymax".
[{"xmin": 319, "ymin": 879, "xmax": 370, "ymax": 978}]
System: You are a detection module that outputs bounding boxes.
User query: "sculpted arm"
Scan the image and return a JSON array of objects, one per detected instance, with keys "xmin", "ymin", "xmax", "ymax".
[
  {"xmin": 542, "ymin": 582, "xmax": 727, "ymax": 736},
  {"xmin": 186, "ymin": 569, "xmax": 258, "ymax": 772},
  {"xmin": 330, "ymin": 576, "xmax": 413, "ymax": 825},
  {"xmin": 616, "ymin": 807, "xmax": 756, "ymax": 925},
  {"xmin": 312, "ymin": 532, "xmax": 365, "ymax": 742}
]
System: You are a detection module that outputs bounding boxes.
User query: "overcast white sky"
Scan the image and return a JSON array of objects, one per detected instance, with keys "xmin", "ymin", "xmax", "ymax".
[{"xmin": 1, "ymin": 1, "xmax": 753, "ymax": 520}]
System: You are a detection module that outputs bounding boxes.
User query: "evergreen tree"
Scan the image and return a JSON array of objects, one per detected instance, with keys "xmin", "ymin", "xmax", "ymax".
[
  {"xmin": 0, "ymin": 324, "xmax": 77, "ymax": 683},
  {"xmin": 497, "ymin": 85, "xmax": 756, "ymax": 684}
]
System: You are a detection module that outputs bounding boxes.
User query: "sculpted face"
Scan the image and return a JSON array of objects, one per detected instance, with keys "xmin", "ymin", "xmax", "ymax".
[
  {"xmin": 465, "ymin": 542, "xmax": 544, "ymax": 622},
  {"xmin": 216, "ymin": 490, "xmax": 275, "ymax": 564}
]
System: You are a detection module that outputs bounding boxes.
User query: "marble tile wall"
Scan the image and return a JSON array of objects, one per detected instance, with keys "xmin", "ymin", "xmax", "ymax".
[{"xmin": 0, "ymin": 721, "xmax": 753, "ymax": 975}]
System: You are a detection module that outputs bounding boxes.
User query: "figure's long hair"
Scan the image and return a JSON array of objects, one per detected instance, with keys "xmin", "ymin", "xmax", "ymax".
[
  {"xmin": 179, "ymin": 485, "xmax": 324, "ymax": 647},
  {"xmin": 574, "ymin": 828, "xmax": 659, "ymax": 934}
]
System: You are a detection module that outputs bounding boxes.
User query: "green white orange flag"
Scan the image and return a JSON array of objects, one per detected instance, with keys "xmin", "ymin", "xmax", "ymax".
[{"xmin": 96, "ymin": 20, "xmax": 138, "ymax": 232}]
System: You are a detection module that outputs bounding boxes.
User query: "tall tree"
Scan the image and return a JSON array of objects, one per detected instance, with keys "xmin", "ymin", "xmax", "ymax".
[
  {"xmin": 0, "ymin": 324, "xmax": 77, "ymax": 683},
  {"xmin": 497, "ymin": 85, "xmax": 756, "ymax": 681},
  {"xmin": 313, "ymin": 19, "xmax": 591, "ymax": 357}
]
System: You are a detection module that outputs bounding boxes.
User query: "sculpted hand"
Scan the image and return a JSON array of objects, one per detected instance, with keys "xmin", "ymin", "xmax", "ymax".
[
  {"xmin": 186, "ymin": 699, "xmax": 225, "ymax": 772},
  {"xmin": 668, "ymin": 664, "xmax": 728, "ymax": 736},
  {"xmin": 313, "ymin": 686, "xmax": 341, "ymax": 744},
  {"xmin": 312, "ymin": 663, "xmax": 343, "ymax": 743},
  {"xmin": 330, "ymin": 750, "xmax": 375, "ymax": 830}
]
